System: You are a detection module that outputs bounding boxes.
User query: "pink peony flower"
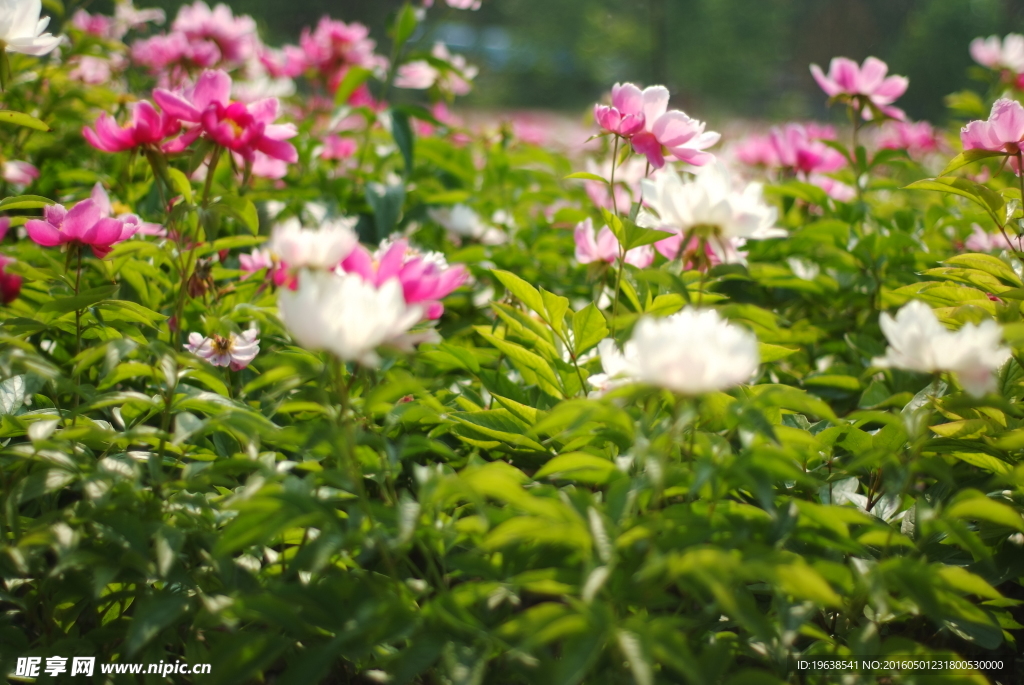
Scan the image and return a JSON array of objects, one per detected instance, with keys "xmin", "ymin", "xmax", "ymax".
[
  {"xmin": 185, "ymin": 329, "xmax": 260, "ymax": 370},
  {"xmin": 340, "ymin": 238, "xmax": 468, "ymax": 320},
  {"xmin": 0, "ymin": 253, "xmax": 21, "ymax": 305},
  {"xmin": 321, "ymin": 135, "xmax": 357, "ymax": 160},
  {"xmin": 594, "ymin": 82, "xmax": 647, "ymax": 137},
  {"xmin": 615, "ymin": 84, "xmax": 719, "ymax": 169},
  {"xmin": 876, "ymin": 120, "xmax": 941, "ymax": 156},
  {"xmin": 807, "ymin": 174, "xmax": 856, "ymax": 203},
  {"xmin": 970, "ymin": 34, "xmax": 1024, "ymax": 73},
  {"xmin": 965, "ymin": 224, "xmax": 1015, "ymax": 252},
  {"xmin": 654, "ymin": 233, "xmax": 733, "ymax": 270},
  {"xmin": 239, "ymin": 248, "xmax": 273, "ymax": 278},
  {"xmin": 83, "ymin": 100, "xmax": 181, "ymax": 153},
  {"xmin": 574, "ymin": 217, "xmax": 654, "ymax": 268},
  {"xmin": 395, "ymin": 60, "xmax": 439, "ymax": 90},
  {"xmin": 300, "ymin": 17, "xmax": 387, "ymax": 94},
  {"xmin": 2, "ymin": 160, "xmax": 39, "ymax": 187},
  {"xmin": 71, "ymin": 10, "xmax": 115, "ymax": 38},
  {"xmin": 734, "ymin": 133, "xmax": 780, "ymax": 168},
  {"xmin": 155, "ymin": 70, "xmax": 298, "ymax": 164},
  {"xmin": 431, "ymin": 43, "xmax": 477, "ymax": 96},
  {"xmin": 25, "ymin": 185, "xmax": 142, "ymax": 258},
  {"xmin": 961, "ymin": 98, "xmax": 1024, "ymax": 173},
  {"xmin": 171, "ymin": 1, "xmax": 257, "ymax": 64},
  {"xmin": 810, "ymin": 56, "xmax": 908, "ymax": 120},
  {"xmin": 768, "ymin": 123, "xmax": 845, "ymax": 175},
  {"xmin": 445, "ymin": 0, "xmax": 481, "ymax": 8},
  {"xmin": 259, "ymin": 44, "xmax": 308, "ymax": 78}
]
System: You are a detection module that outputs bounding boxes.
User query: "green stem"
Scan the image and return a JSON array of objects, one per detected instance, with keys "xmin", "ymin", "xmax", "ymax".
[{"xmin": 201, "ymin": 147, "xmax": 223, "ymax": 209}]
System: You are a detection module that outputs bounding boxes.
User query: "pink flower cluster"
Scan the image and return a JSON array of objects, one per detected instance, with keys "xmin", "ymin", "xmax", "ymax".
[
  {"xmin": 341, "ymin": 239, "xmax": 469, "ymax": 320},
  {"xmin": 876, "ymin": 121, "xmax": 942, "ymax": 157},
  {"xmin": 132, "ymin": 1, "xmax": 257, "ymax": 79},
  {"xmin": 25, "ymin": 185, "xmax": 148, "ymax": 259},
  {"xmin": 595, "ymin": 83, "xmax": 720, "ymax": 169},
  {"xmin": 810, "ymin": 56, "xmax": 908, "ymax": 121},
  {"xmin": 294, "ymin": 17, "xmax": 388, "ymax": 94},
  {"xmin": 961, "ymin": 98, "xmax": 1024, "ymax": 174},
  {"xmin": 734, "ymin": 123, "xmax": 854, "ymax": 202},
  {"xmin": 84, "ymin": 70, "xmax": 297, "ymax": 173},
  {"xmin": 970, "ymin": 34, "xmax": 1024, "ymax": 89}
]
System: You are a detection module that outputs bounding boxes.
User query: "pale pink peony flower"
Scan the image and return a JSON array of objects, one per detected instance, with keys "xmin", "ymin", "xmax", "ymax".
[
  {"xmin": 71, "ymin": 10, "xmax": 114, "ymax": 38},
  {"xmin": 395, "ymin": 60, "xmax": 438, "ymax": 90},
  {"xmin": 810, "ymin": 56, "xmax": 908, "ymax": 121},
  {"xmin": 594, "ymin": 82, "xmax": 647, "ymax": 137},
  {"xmin": 68, "ymin": 55, "xmax": 120, "ymax": 85},
  {"xmin": 259, "ymin": 44, "xmax": 308, "ymax": 78},
  {"xmin": 734, "ymin": 133, "xmax": 780, "ymax": 168},
  {"xmin": 573, "ymin": 217, "xmax": 654, "ymax": 268},
  {"xmin": 431, "ymin": 43, "xmax": 477, "ymax": 96},
  {"xmin": 320, "ymin": 135, "xmax": 357, "ymax": 160},
  {"xmin": 84, "ymin": 100, "xmax": 182, "ymax": 153},
  {"xmin": 965, "ymin": 224, "xmax": 1015, "ymax": 252},
  {"xmin": 25, "ymin": 185, "xmax": 143, "ymax": 258},
  {"xmin": 185, "ymin": 329, "xmax": 260, "ymax": 370},
  {"xmin": 769, "ymin": 123, "xmax": 845, "ymax": 175},
  {"xmin": 970, "ymin": 34, "xmax": 1024, "ymax": 73},
  {"xmin": 2, "ymin": 160, "xmax": 38, "ymax": 187},
  {"xmin": 808, "ymin": 174, "xmax": 856, "ymax": 203},
  {"xmin": 239, "ymin": 248, "xmax": 273, "ymax": 277},
  {"xmin": 960, "ymin": 98, "xmax": 1024, "ymax": 174},
  {"xmin": 341, "ymin": 238, "xmax": 468, "ymax": 320},
  {"xmin": 613, "ymin": 84, "xmax": 719, "ymax": 168},
  {"xmin": 876, "ymin": 120, "xmax": 941, "ymax": 156}
]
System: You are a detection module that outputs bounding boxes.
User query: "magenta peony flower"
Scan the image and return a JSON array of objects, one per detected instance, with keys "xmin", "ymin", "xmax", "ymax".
[
  {"xmin": 155, "ymin": 70, "xmax": 298, "ymax": 163},
  {"xmin": 574, "ymin": 217, "xmax": 654, "ymax": 268},
  {"xmin": 185, "ymin": 329, "xmax": 260, "ymax": 370},
  {"xmin": 25, "ymin": 185, "xmax": 142, "ymax": 259},
  {"xmin": 299, "ymin": 17, "xmax": 387, "ymax": 94},
  {"xmin": 810, "ymin": 56, "xmax": 908, "ymax": 121},
  {"xmin": 83, "ymin": 100, "xmax": 181, "ymax": 153},
  {"xmin": 341, "ymin": 239, "xmax": 468, "ymax": 320},
  {"xmin": 0, "ymin": 253, "xmax": 21, "ymax": 305},
  {"xmin": 961, "ymin": 98, "xmax": 1024, "ymax": 173},
  {"xmin": 70, "ymin": 9, "xmax": 114, "ymax": 38},
  {"xmin": 320, "ymin": 135, "xmax": 357, "ymax": 161}
]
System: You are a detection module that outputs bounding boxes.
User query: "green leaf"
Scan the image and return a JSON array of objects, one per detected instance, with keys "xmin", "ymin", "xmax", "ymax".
[
  {"xmin": 946, "ymin": 492, "xmax": 1024, "ymax": 532},
  {"xmin": 391, "ymin": 108, "xmax": 415, "ymax": 174},
  {"xmin": 334, "ymin": 66, "xmax": 373, "ymax": 105},
  {"xmin": 905, "ymin": 176, "xmax": 1004, "ymax": 218},
  {"xmin": 212, "ymin": 195, "xmax": 259, "ymax": 235},
  {"xmin": 535, "ymin": 453, "xmax": 617, "ymax": 484},
  {"xmin": 37, "ymin": 285, "xmax": 118, "ymax": 315},
  {"xmin": 540, "ymin": 288, "xmax": 570, "ymax": 335},
  {"xmin": 0, "ymin": 195, "xmax": 55, "ymax": 210},
  {"xmin": 944, "ymin": 253, "xmax": 1023, "ymax": 287},
  {"xmin": 0, "ymin": 110, "xmax": 50, "ymax": 132},
  {"xmin": 366, "ymin": 182, "xmax": 406, "ymax": 241},
  {"xmin": 492, "ymin": 269, "xmax": 547, "ymax": 316},
  {"xmin": 621, "ymin": 223, "xmax": 673, "ymax": 251},
  {"xmin": 571, "ymin": 303, "xmax": 609, "ymax": 356},
  {"xmin": 392, "ymin": 2, "xmax": 419, "ymax": 47},
  {"xmin": 759, "ymin": 343, "xmax": 799, "ymax": 363},
  {"xmin": 564, "ymin": 172, "xmax": 607, "ymax": 183},
  {"xmin": 97, "ymin": 300, "xmax": 167, "ymax": 327},
  {"xmin": 166, "ymin": 167, "xmax": 193, "ymax": 204},
  {"xmin": 940, "ymin": 149, "xmax": 1008, "ymax": 175},
  {"xmin": 476, "ymin": 327, "xmax": 564, "ymax": 398},
  {"xmin": 124, "ymin": 594, "xmax": 189, "ymax": 656}
]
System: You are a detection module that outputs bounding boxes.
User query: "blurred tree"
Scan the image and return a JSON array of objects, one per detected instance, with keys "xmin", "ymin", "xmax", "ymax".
[{"xmin": 86, "ymin": 0, "xmax": 1024, "ymax": 122}]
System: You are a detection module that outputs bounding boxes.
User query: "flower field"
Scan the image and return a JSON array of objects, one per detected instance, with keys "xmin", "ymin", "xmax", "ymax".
[{"xmin": 2, "ymin": 1, "xmax": 1024, "ymax": 683}]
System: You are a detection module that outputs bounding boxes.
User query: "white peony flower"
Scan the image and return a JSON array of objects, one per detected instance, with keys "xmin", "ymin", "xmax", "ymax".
[
  {"xmin": 589, "ymin": 308, "xmax": 760, "ymax": 396},
  {"xmin": 872, "ymin": 300, "xmax": 1011, "ymax": 397},
  {"xmin": 278, "ymin": 270, "xmax": 428, "ymax": 366},
  {"xmin": 428, "ymin": 204, "xmax": 506, "ymax": 245},
  {"xmin": 268, "ymin": 217, "xmax": 358, "ymax": 270},
  {"xmin": 638, "ymin": 163, "xmax": 785, "ymax": 264},
  {"xmin": 0, "ymin": 0, "xmax": 62, "ymax": 56},
  {"xmin": 587, "ymin": 338, "xmax": 643, "ymax": 396}
]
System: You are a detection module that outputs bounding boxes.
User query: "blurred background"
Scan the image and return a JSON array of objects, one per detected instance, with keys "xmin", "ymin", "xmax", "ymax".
[{"xmin": 89, "ymin": 0, "xmax": 1024, "ymax": 122}]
